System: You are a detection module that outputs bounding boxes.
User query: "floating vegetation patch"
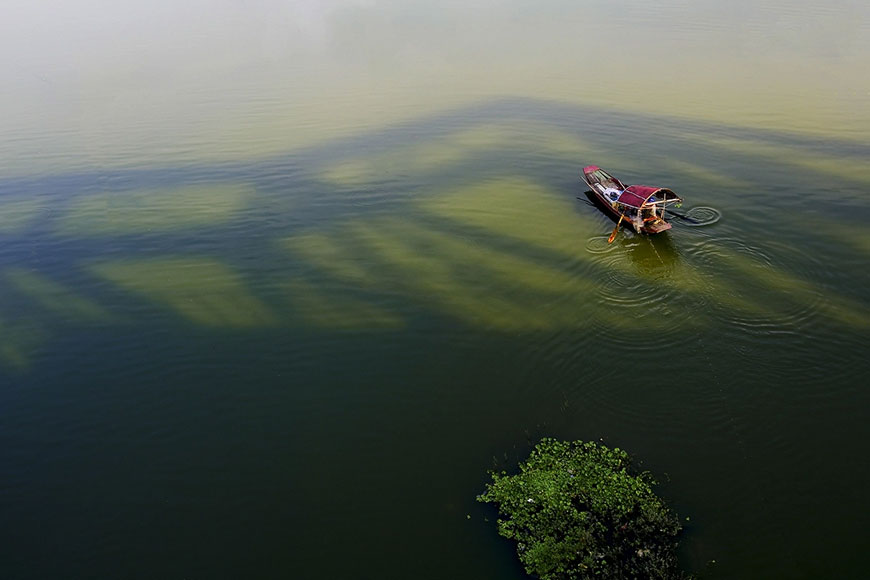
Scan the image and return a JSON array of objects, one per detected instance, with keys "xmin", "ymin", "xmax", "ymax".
[
  {"xmin": 478, "ymin": 438, "xmax": 686, "ymax": 580},
  {"xmin": 284, "ymin": 280, "xmax": 404, "ymax": 330},
  {"xmin": 0, "ymin": 197, "xmax": 42, "ymax": 234},
  {"xmin": 89, "ymin": 258, "xmax": 275, "ymax": 327},
  {"xmin": 58, "ymin": 184, "xmax": 253, "ymax": 236},
  {"xmin": 4, "ymin": 269, "xmax": 113, "ymax": 324}
]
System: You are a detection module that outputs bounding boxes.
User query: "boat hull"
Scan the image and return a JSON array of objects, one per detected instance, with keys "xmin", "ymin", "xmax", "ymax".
[{"xmin": 581, "ymin": 166, "xmax": 677, "ymax": 235}]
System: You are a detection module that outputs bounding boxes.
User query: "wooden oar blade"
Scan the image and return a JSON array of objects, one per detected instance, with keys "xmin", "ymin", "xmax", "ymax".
[{"xmin": 608, "ymin": 213, "xmax": 625, "ymax": 244}]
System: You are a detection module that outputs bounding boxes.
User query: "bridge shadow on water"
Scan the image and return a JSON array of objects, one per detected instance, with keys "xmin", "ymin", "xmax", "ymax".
[{"xmin": 1, "ymin": 96, "xmax": 869, "ymax": 371}]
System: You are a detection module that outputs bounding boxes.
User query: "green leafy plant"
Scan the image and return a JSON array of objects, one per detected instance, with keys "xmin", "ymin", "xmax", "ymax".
[{"xmin": 478, "ymin": 438, "xmax": 688, "ymax": 579}]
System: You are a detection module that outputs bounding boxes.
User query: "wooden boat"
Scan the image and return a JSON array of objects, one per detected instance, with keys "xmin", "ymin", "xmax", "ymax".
[{"xmin": 581, "ymin": 165, "xmax": 682, "ymax": 235}]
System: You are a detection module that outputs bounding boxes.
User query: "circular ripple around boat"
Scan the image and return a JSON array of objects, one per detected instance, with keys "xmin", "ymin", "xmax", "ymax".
[
  {"xmin": 681, "ymin": 237, "xmax": 828, "ymax": 341},
  {"xmin": 597, "ymin": 266, "xmax": 669, "ymax": 310},
  {"xmin": 593, "ymin": 237, "xmax": 688, "ymax": 305},
  {"xmin": 678, "ymin": 206, "xmax": 721, "ymax": 227},
  {"xmin": 584, "ymin": 235, "xmax": 619, "ymax": 255},
  {"xmin": 588, "ymin": 242, "xmax": 703, "ymax": 353}
]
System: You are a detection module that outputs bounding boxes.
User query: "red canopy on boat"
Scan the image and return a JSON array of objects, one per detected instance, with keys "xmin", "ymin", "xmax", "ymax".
[
  {"xmin": 582, "ymin": 165, "xmax": 682, "ymax": 208},
  {"xmin": 617, "ymin": 185, "xmax": 679, "ymax": 209}
]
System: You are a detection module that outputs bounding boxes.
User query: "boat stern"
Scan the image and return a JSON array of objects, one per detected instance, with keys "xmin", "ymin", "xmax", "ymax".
[{"xmin": 643, "ymin": 220, "xmax": 672, "ymax": 234}]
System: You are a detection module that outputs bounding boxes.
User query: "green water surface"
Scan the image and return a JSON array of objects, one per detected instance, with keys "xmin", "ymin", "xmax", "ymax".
[{"xmin": 1, "ymin": 2, "xmax": 869, "ymax": 578}]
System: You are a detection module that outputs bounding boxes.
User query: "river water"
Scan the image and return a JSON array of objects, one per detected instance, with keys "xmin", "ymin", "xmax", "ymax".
[{"xmin": 1, "ymin": 1, "xmax": 868, "ymax": 578}]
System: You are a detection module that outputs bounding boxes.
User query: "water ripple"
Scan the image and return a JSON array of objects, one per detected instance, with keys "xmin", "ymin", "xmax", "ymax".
[
  {"xmin": 584, "ymin": 235, "xmax": 618, "ymax": 254},
  {"xmin": 678, "ymin": 206, "xmax": 722, "ymax": 227},
  {"xmin": 680, "ymin": 237, "xmax": 832, "ymax": 339}
]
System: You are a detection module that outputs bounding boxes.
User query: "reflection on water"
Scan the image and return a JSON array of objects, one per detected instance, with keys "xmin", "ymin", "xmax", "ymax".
[{"xmin": 623, "ymin": 234, "xmax": 679, "ymax": 279}]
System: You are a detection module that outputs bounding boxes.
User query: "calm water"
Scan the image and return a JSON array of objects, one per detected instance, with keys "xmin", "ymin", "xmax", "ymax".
[{"xmin": 2, "ymin": 2, "xmax": 869, "ymax": 578}]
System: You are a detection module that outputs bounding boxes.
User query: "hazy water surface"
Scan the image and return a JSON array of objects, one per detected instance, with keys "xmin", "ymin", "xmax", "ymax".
[{"xmin": 1, "ymin": 1, "xmax": 869, "ymax": 578}]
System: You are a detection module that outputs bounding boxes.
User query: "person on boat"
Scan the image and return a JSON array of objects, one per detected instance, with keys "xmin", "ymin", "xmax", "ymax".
[
  {"xmin": 632, "ymin": 210, "xmax": 644, "ymax": 232},
  {"xmin": 645, "ymin": 195, "xmax": 658, "ymax": 223}
]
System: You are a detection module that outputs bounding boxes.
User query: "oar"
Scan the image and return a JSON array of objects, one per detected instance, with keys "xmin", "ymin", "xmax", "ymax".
[{"xmin": 608, "ymin": 213, "xmax": 625, "ymax": 244}]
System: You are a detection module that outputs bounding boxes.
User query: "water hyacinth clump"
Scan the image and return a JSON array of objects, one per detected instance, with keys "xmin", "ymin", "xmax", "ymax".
[{"xmin": 478, "ymin": 438, "xmax": 688, "ymax": 579}]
